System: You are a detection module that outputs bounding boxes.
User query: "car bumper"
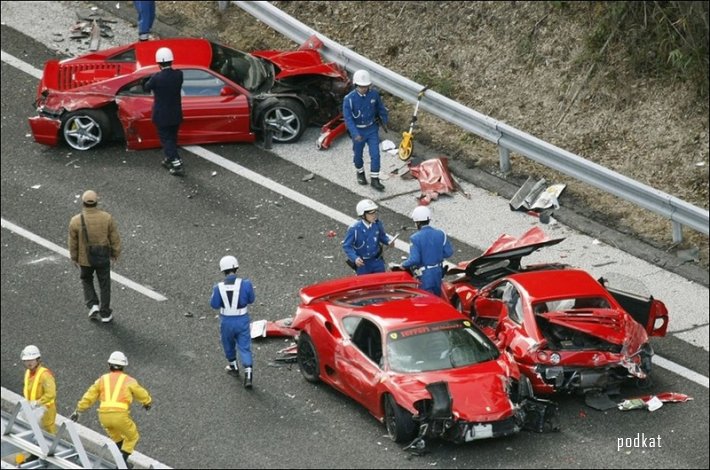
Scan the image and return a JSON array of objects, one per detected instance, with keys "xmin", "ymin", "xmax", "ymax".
[{"xmin": 28, "ymin": 116, "xmax": 60, "ymax": 146}]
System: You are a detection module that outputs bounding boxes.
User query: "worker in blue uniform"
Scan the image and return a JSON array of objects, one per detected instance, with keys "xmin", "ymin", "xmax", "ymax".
[
  {"xmin": 343, "ymin": 199, "xmax": 394, "ymax": 275},
  {"xmin": 144, "ymin": 47, "xmax": 185, "ymax": 176},
  {"xmin": 210, "ymin": 255, "xmax": 256, "ymax": 388},
  {"xmin": 343, "ymin": 69, "xmax": 389, "ymax": 191},
  {"xmin": 401, "ymin": 206, "xmax": 454, "ymax": 296}
]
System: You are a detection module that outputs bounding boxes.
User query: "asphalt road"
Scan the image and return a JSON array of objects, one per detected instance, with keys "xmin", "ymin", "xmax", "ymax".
[{"xmin": 1, "ymin": 3, "xmax": 708, "ymax": 469}]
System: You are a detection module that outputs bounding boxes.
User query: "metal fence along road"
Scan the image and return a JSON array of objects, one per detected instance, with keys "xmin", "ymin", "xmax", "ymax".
[{"xmin": 235, "ymin": 1, "xmax": 709, "ymax": 243}]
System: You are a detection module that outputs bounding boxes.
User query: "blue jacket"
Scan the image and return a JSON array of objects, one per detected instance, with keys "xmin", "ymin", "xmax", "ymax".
[
  {"xmin": 210, "ymin": 274, "xmax": 255, "ymax": 311},
  {"xmin": 342, "ymin": 88, "xmax": 388, "ymax": 139},
  {"xmin": 342, "ymin": 219, "xmax": 391, "ymax": 263},
  {"xmin": 144, "ymin": 67, "xmax": 183, "ymax": 127},
  {"xmin": 402, "ymin": 226, "xmax": 454, "ymax": 270}
]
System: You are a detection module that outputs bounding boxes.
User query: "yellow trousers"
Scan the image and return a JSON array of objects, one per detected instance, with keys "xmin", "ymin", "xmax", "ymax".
[
  {"xmin": 98, "ymin": 411, "xmax": 140, "ymax": 453},
  {"xmin": 40, "ymin": 404, "xmax": 57, "ymax": 435}
]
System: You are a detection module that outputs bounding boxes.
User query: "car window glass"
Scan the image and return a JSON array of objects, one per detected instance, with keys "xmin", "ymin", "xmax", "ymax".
[
  {"xmin": 387, "ymin": 320, "xmax": 499, "ymax": 373},
  {"xmin": 501, "ymin": 282, "xmax": 523, "ymax": 324},
  {"xmin": 117, "ymin": 76, "xmax": 152, "ymax": 96},
  {"xmin": 181, "ymin": 69, "xmax": 226, "ymax": 97},
  {"xmin": 350, "ymin": 319, "xmax": 382, "ymax": 366},
  {"xmin": 342, "ymin": 316, "xmax": 361, "ymax": 337}
]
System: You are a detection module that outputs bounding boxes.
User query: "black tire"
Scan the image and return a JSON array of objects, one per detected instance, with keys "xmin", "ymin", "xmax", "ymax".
[
  {"xmin": 61, "ymin": 109, "xmax": 111, "ymax": 151},
  {"xmin": 261, "ymin": 99, "xmax": 306, "ymax": 144},
  {"xmin": 383, "ymin": 394, "xmax": 417, "ymax": 443},
  {"xmin": 297, "ymin": 332, "xmax": 320, "ymax": 383}
]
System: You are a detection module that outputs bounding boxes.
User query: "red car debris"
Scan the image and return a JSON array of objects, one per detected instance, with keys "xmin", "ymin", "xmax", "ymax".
[
  {"xmin": 442, "ymin": 227, "xmax": 669, "ymax": 396},
  {"xmin": 290, "ymin": 271, "xmax": 558, "ymax": 449},
  {"xmin": 29, "ymin": 36, "xmax": 349, "ymax": 151}
]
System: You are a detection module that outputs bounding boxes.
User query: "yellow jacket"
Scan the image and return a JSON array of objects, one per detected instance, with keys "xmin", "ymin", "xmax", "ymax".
[
  {"xmin": 24, "ymin": 366, "xmax": 56, "ymax": 407},
  {"xmin": 68, "ymin": 206, "xmax": 122, "ymax": 267},
  {"xmin": 77, "ymin": 371, "xmax": 151, "ymax": 413}
]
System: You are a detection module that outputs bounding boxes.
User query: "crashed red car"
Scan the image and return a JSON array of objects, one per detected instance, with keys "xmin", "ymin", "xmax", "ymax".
[
  {"xmin": 442, "ymin": 227, "xmax": 670, "ymax": 397},
  {"xmin": 28, "ymin": 36, "xmax": 348, "ymax": 151},
  {"xmin": 292, "ymin": 271, "xmax": 558, "ymax": 449}
]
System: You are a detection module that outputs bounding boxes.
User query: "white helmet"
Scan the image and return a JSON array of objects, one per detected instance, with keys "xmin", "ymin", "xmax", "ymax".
[
  {"xmin": 353, "ymin": 69, "xmax": 372, "ymax": 87},
  {"xmin": 411, "ymin": 206, "xmax": 432, "ymax": 222},
  {"xmin": 21, "ymin": 345, "xmax": 41, "ymax": 361},
  {"xmin": 155, "ymin": 47, "xmax": 174, "ymax": 64},
  {"xmin": 219, "ymin": 255, "xmax": 239, "ymax": 272},
  {"xmin": 356, "ymin": 199, "xmax": 378, "ymax": 217},
  {"xmin": 108, "ymin": 351, "xmax": 128, "ymax": 367}
]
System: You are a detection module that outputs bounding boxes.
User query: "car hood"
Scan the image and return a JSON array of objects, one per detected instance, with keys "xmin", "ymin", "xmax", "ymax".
[
  {"xmin": 540, "ymin": 308, "xmax": 647, "ymax": 350},
  {"xmin": 448, "ymin": 227, "xmax": 564, "ymax": 277},
  {"xmin": 250, "ymin": 49, "xmax": 347, "ymax": 80},
  {"xmin": 389, "ymin": 360, "xmax": 516, "ymax": 422}
]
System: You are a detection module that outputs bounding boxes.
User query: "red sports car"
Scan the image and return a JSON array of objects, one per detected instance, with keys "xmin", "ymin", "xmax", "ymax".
[
  {"xmin": 442, "ymin": 227, "xmax": 670, "ymax": 397},
  {"xmin": 292, "ymin": 271, "xmax": 558, "ymax": 449},
  {"xmin": 28, "ymin": 36, "xmax": 348, "ymax": 151}
]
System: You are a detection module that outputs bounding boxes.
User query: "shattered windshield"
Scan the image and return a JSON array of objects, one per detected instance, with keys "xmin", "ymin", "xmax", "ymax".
[
  {"xmin": 209, "ymin": 42, "xmax": 269, "ymax": 91},
  {"xmin": 386, "ymin": 320, "xmax": 499, "ymax": 373}
]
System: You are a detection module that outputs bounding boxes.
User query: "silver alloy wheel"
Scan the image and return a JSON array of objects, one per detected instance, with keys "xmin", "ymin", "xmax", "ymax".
[
  {"xmin": 62, "ymin": 113, "xmax": 104, "ymax": 150},
  {"xmin": 263, "ymin": 105, "xmax": 303, "ymax": 143}
]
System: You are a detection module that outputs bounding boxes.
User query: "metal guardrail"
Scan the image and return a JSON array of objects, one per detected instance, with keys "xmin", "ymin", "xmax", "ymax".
[{"xmin": 234, "ymin": 1, "xmax": 709, "ymax": 242}]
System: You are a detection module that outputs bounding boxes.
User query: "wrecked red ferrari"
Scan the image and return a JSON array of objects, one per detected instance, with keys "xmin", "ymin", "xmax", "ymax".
[
  {"xmin": 292, "ymin": 271, "xmax": 558, "ymax": 449},
  {"xmin": 28, "ymin": 36, "xmax": 348, "ymax": 151},
  {"xmin": 443, "ymin": 227, "xmax": 669, "ymax": 397}
]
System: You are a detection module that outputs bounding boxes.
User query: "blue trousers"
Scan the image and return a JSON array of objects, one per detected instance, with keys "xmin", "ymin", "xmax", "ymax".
[
  {"xmin": 156, "ymin": 125, "xmax": 181, "ymax": 162},
  {"xmin": 356, "ymin": 257, "xmax": 386, "ymax": 275},
  {"xmin": 418, "ymin": 267, "xmax": 444, "ymax": 296},
  {"xmin": 134, "ymin": 1, "xmax": 155, "ymax": 35},
  {"xmin": 220, "ymin": 315, "xmax": 252, "ymax": 368},
  {"xmin": 352, "ymin": 125, "xmax": 381, "ymax": 173}
]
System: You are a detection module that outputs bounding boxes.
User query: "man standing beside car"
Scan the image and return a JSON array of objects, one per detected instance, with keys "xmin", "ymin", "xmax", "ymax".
[
  {"xmin": 68, "ymin": 190, "xmax": 121, "ymax": 323},
  {"xmin": 401, "ymin": 206, "xmax": 453, "ymax": 297},
  {"xmin": 144, "ymin": 47, "xmax": 185, "ymax": 176},
  {"xmin": 343, "ymin": 69, "xmax": 389, "ymax": 192}
]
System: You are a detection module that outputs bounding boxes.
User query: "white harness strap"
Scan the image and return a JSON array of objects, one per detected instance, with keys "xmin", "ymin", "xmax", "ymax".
[{"xmin": 218, "ymin": 280, "xmax": 247, "ymax": 316}]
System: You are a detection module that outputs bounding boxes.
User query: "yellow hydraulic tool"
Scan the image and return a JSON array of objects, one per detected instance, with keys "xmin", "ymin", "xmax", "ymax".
[{"xmin": 398, "ymin": 86, "xmax": 428, "ymax": 161}]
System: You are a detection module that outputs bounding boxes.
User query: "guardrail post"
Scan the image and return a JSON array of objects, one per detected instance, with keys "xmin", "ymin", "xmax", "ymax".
[
  {"xmin": 217, "ymin": 1, "xmax": 229, "ymax": 12},
  {"xmin": 498, "ymin": 146, "xmax": 511, "ymax": 174},
  {"xmin": 672, "ymin": 221, "xmax": 683, "ymax": 244}
]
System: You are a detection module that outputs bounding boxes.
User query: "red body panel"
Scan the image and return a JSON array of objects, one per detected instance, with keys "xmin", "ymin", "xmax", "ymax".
[
  {"xmin": 293, "ymin": 272, "xmax": 522, "ymax": 439},
  {"xmin": 442, "ymin": 229, "xmax": 669, "ymax": 395},
  {"xmin": 29, "ymin": 37, "xmax": 345, "ymax": 151}
]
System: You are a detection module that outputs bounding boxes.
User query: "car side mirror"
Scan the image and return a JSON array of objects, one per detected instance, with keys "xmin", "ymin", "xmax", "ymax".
[{"xmin": 220, "ymin": 86, "xmax": 237, "ymax": 96}]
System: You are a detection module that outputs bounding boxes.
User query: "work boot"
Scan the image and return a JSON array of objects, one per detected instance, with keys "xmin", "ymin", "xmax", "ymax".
[
  {"xmin": 244, "ymin": 367, "xmax": 253, "ymax": 389},
  {"xmin": 88, "ymin": 304, "xmax": 99, "ymax": 320},
  {"xmin": 99, "ymin": 309, "xmax": 113, "ymax": 323},
  {"xmin": 225, "ymin": 363, "xmax": 239, "ymax": 377},
  {"xmin": 169, "ymin": 161, "xmax": 185, "ymax": 177},
  {"xmin": 370, "ymin": 177, "xmax": 385, "ymax": 192},
  {"xmin": 356, "ymin": 171, "xmax": 368, "ymax": 185}
]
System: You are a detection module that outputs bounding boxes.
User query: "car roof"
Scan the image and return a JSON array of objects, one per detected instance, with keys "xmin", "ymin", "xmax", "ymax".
[
  {"xmin": 508, "ymin": 268, "xmax": 608, "ymax": 300},
  {"xmin": 360, "ymin": 294, "xmax": 468, "ymax": 332}
]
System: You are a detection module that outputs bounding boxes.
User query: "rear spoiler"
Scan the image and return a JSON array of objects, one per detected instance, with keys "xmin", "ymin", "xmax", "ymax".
[{"xmin": 299, "ymin": 271, "xmax": 418, "ymax": 305}]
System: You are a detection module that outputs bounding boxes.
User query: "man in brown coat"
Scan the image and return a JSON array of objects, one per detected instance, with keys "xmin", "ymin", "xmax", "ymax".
[{"xmin": 68, "ymin": 190, "xmax": 121, "ymax": 323}]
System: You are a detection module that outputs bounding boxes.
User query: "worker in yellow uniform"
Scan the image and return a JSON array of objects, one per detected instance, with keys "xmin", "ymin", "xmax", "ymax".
[
  {"xmin": 21, "ymin": 345, "xmax": 57, "ymax": 434},
  {"xmin": 70, "ymin": 351, "xmax": 152, "ymax": 466}
]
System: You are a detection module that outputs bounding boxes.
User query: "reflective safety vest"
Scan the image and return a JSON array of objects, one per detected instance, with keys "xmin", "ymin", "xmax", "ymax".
[
  {"xmin": 218, "ymin": 279, "xmax": 247, "ymax": 316},
  {"xmin": 24, "ymin": 366, "xmax": 54, "ymax": 406},
  {"xmin": 98, "ymin": 372, "xmax": 130, "ymax": 411}
]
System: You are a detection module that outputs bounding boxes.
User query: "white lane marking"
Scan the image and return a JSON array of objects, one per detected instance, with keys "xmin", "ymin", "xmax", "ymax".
[
  {"xmin": 3, "ymin": 50, "xmax": 706, "ymax": 387},
  {"xmin": 184, "ymin": 145, "xmax": 411, "ymax": 254},
  {"xmin": 653, "ymin": 355, "xmax": 709, "ymax": 389},
  {"xmin": 1, "ymin": 50, "xmax": 42, "ymax": 78},
  {"xmin": 1, "ymin": 218, "xmax": 167, "ymax": 301}
]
